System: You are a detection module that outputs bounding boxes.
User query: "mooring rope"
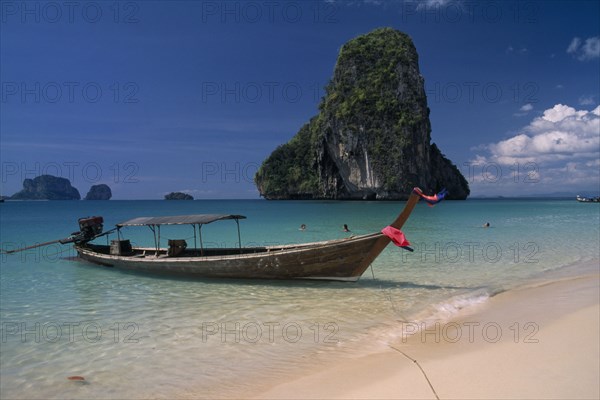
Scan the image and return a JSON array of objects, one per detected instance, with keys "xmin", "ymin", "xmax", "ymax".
[{"xmin": 388, "ymin": 345, "xmax": 440, "ymax": 400}]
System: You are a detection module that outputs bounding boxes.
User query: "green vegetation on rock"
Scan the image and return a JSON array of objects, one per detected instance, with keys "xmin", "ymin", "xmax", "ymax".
[
  {"xmin": 255, "ymin": 28, "xmax": 469, "ymax": 200},
  {"xmin": 165, "ymin": 192, "xmax": 194, "ymax": 200},
  {"xmin": 84, "ymin": 184, "xmax": 112, "ymax": 200},
  {"xmin": 10, "ymin": 175, "xmax": 81, "ymax": 200},
  {"xmin": 254, "ymin": 121, "xmax": 321, "ymax": 199}
]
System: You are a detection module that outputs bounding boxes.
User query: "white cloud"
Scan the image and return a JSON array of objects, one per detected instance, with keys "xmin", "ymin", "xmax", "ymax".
[
  {"xmin": 469, "ymin": 104, "xmax": 600, "ymax": 195},
  {"xmin": 567, "ymin": 36, "xmax": 600, "ymax": 61},
  {"xmin": 513, "ymin": 103, "xmax": 534, "ymax": 117},
  {"xmin": 579, "ymin": 95, "xmax": 596, "ymax": 106},
  {"xmin": 520, "ymin": 104, "xmax": 533, "ymax": 112},
  {"xmin": 567, "ymin": 37, "xmax": 581, "ymax": 54},
  {"xmin": 506, "ymin": 45, "xmax": 528, "ymax": 55},
  {"xmin": 581, "ymin": 37, "xmax": 600, "ymax": 59},
  {"xmin": 586, "ymin": 159, "xmax": 600, "ymax": 168}
]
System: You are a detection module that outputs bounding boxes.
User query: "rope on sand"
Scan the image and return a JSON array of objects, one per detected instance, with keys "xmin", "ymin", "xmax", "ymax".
[{"xmin": 389, "ymin": 345, "xmax": 440, "ymax": 400}]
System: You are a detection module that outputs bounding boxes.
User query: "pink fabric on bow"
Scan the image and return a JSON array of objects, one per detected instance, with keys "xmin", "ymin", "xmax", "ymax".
[{"xmin": 381, "ymin": 226, "xmax": 410, "ymax": 247}]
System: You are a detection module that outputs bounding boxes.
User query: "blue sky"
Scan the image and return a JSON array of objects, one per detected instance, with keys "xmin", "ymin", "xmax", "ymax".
[{"xmin": 1, "ymin": 0, "xmax": 599, "ymax": 199}]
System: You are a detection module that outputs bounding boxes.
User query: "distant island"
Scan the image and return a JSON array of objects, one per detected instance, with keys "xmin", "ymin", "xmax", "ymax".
[
  {"xmin": 6, "ymin": 175, "xmax": 113, "ymax": 200},
  {"xmin": 165, "ymin": 192, "xmax": 194, "ymax": 200},
  {"xmin": 85, "ymin": 184, "xmax": 112, "ymax": 200},
  {"xmin": 255, "ymin": 28, "xmax": 469, "ymax": 200},
  {"xmin": 10, "ymin": 175, "xmax": 81, "ymax": 200}
]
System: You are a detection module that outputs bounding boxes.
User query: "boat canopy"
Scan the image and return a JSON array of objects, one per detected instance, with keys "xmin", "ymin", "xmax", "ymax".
[{"xmin": 116, "ymin": 214, "xmax": 246, "ymax": 227}]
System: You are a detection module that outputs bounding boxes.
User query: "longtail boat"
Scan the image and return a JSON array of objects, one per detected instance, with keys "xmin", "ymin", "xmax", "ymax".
[
  {"xmin": 576, "ymin": 195, "xmax": 600, "ymax": 203},
  {"xmin": 4, "ymin": 188, "xmax": 444, "ymax": 281}
]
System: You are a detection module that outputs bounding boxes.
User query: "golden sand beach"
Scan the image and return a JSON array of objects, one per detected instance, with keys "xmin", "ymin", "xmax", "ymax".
[{"xmin": 255, "ymin": 271, "xmax": 600, "ymax": 399}]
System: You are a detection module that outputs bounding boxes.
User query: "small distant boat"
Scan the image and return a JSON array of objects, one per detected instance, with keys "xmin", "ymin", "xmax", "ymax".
[
  {"xmin": 576, "ymin": 195, "xmax": 600, "ymax": 203},
  {"xmin": 68, "ymin": 189, "xmax": 431, "ymax": 281}
]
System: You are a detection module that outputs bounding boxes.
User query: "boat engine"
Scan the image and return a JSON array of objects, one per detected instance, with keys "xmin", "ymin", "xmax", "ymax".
[{"xmin": 77, "ymin": 216, "xmax": 104, "ymax": 241}]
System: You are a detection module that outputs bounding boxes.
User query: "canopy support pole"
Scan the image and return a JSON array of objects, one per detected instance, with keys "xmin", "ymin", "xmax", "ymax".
[
  {"xmin": 149, "ymin": 225, "xmax": 158, "ymax": 256},
  {"xmin": 235, "ymin": 219, "xmax": 242, "ymax": 253},
  {"xmin": 199, "ymin": 225, "xmax": 204, "ymax": 256},
  {"xmin": 192, "ymin": 224, "xmax": 197, "ymax": 251},
  {"xmin": 157, "ymin": 226, "xmax": 161, "ymax": 255}
]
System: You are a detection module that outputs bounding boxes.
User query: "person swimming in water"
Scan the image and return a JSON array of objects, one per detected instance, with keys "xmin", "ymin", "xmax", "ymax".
[
  {"xmin": 299, "ymin": 224, "xmax": 306, "ymax": 231},
  {"xmin": 343, "ymin": 224, "xmax": 350, "ymax": 232},
  {"xmin": 483, "ymin": 222, "xmax": 490, "ymax": 228}
]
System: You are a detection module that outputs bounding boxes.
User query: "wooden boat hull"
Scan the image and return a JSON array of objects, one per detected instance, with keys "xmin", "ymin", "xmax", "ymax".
[{"xmin": 75, "ymin": 233, "xmax": 391, "ymax": 281}]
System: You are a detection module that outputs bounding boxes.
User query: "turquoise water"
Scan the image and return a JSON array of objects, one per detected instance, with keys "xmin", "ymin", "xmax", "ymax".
[{"xmin": 1, "ymin": 199, "xmax": 599, "ymax": 399}]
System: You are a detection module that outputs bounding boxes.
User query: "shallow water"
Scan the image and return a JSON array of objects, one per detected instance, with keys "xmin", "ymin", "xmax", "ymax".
[{"xmin": 1, "ymin": 199, "xmax": 598, "ymax": 398}]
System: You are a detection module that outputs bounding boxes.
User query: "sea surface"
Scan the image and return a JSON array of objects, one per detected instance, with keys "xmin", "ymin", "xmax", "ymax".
[{"xmin": 1, "ymin": 199, "xmax": 599, "ymax": 399}]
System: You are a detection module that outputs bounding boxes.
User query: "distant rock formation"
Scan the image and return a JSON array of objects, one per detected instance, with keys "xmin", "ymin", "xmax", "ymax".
[
  {"xmin": 165, "ymin": 192, "xmax": 194, "ymax": 200},
  {"xmin": 84, "ymin": 184, "xmax": 112, "ymax": 200},
  {"xmin": 11, "ymin": 175, "xmax": 81, "ymax": 200},
  {"xmin": 255, "ymin": 28, "xmax": 469, "ymax": 200}
]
